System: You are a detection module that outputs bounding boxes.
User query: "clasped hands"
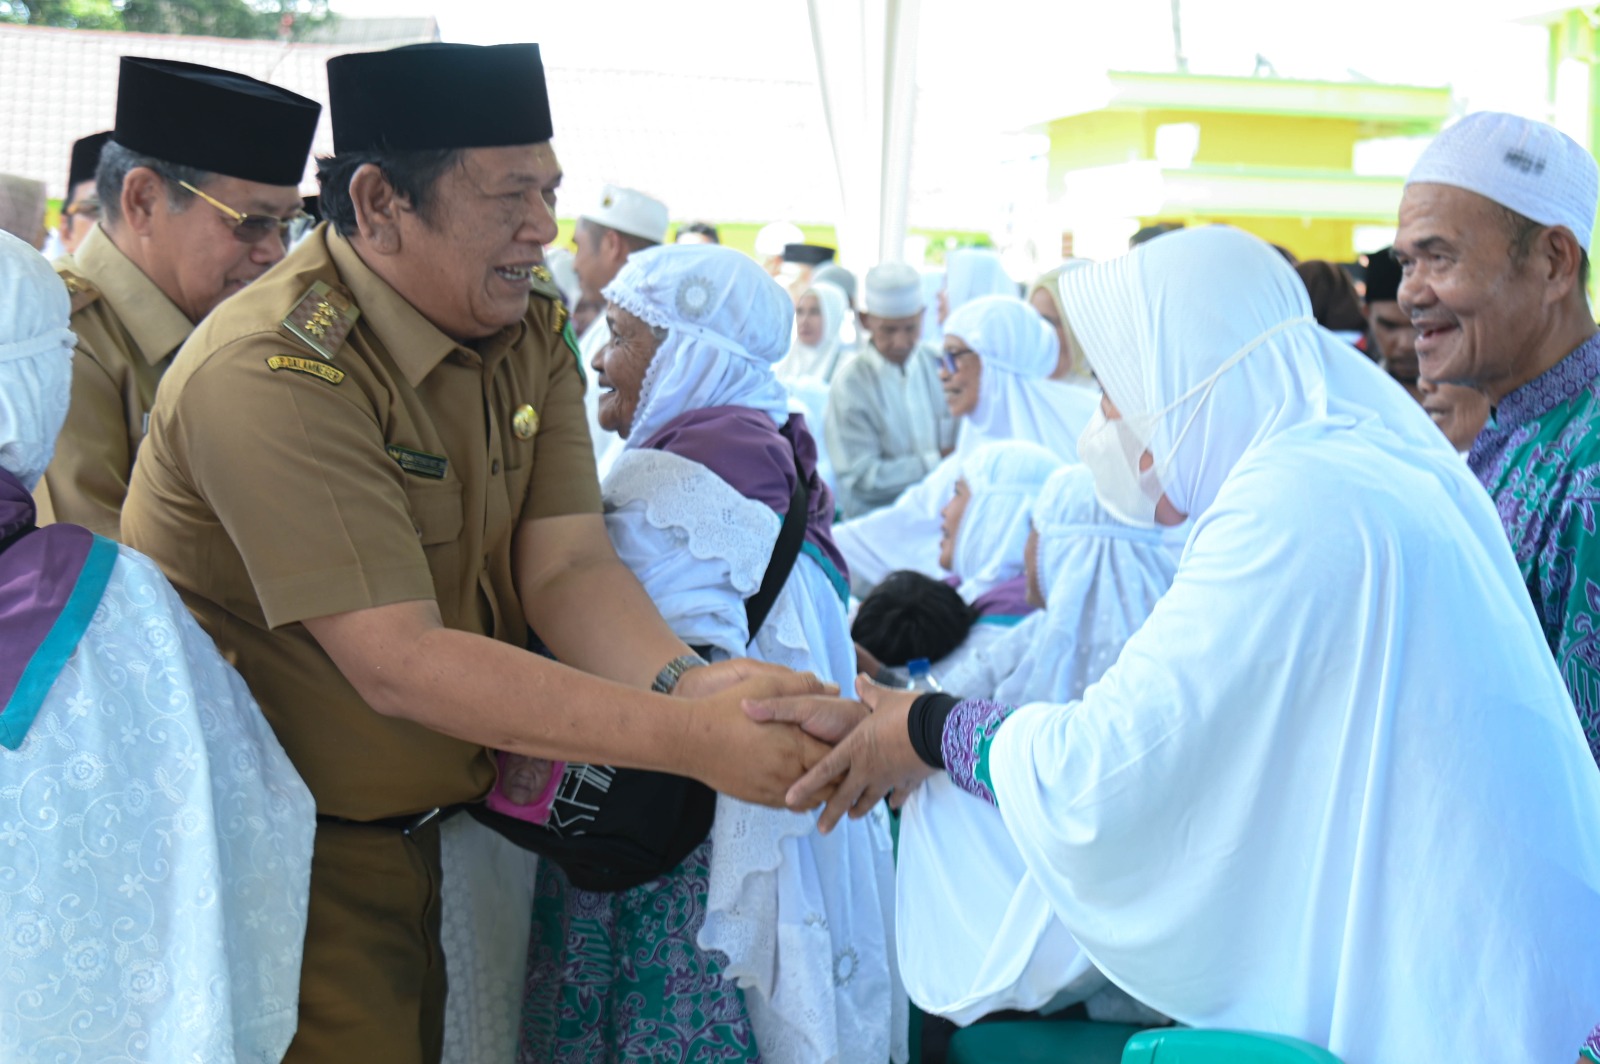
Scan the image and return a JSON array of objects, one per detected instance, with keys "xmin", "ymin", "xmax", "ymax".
[{"xmin": 497, "ymin": 659, "xmax": 933, "ymax": 825}]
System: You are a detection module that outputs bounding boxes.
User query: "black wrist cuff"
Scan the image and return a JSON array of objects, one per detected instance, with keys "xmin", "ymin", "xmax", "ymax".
[{"xmin": 907, "ymin": 692, "xmax": 961, "ymax": 769}]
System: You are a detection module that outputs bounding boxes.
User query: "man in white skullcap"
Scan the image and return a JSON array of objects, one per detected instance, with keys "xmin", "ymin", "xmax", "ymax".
[
  {"xmin": 825, "ymin": 262, "xmax": 956, "ymax": 518},
  {"xmin": 0, "ymin": 227, "xmax": 318, "ymax": 1063},
  {"xmin": 1396, "ymin": 111, "xmax": 1600, "ymax": 767},
  {"xmin": 573, "ymin": 183, "xmax": 670, "ymax": 471}
]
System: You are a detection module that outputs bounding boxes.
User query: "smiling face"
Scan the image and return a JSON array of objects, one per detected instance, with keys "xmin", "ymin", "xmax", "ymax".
[
  {"xmin": 129, "ymin": 172, "xmax": 305, "ymax": 322},
  {"xmin": 592, "ymin": 304, "xmax": 662, "ymax": 437},
  {"xmin": 382, "ymin": 144, "xmax": 561, "ymax": 341},
  {"xmin": 1394, "ymin": 183, "xmax": 1552, "ymax": 396},
  {"xmin": 795, "ymin": 291, "xmax": 825, "ymax": 346},
  {"xmin": 940, "ymin": 336, "xmax": 982, "ymax": 418},
  {"xmin": 938, "ymin": 477, "xmax": 971, "ymax": 571}
]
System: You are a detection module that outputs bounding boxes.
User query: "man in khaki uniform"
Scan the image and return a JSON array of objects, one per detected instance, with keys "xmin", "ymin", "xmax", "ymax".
[
  {"xmin": 39, "ymin": 57, "xmax": 319, "ymax": 538},
  {"xmin": 122, "ymin": 42, "xmax": 836, "ymax": 1064}
]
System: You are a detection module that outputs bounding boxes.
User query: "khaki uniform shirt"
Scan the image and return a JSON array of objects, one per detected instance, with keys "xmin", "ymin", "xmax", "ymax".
[
  {"xmin": 38, "ymin": 223, "xmax": 193, "ymax": 539},
  {"xmin": 122, "ymin": 226, "xmax": 601, "ymax": 820}
]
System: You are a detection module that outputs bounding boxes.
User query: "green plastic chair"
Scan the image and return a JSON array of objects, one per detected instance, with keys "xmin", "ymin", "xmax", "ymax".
[
  {"xmin": 1121, "ymin": 1028, "xmax": 1343, "ymax": 1063},
  {"xmin": 946, "ymin": 1019, "xmax": 1146, "ymax": 1063}
]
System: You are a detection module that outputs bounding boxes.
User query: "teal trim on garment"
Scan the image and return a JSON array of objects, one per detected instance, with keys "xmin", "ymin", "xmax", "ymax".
[
  {"xmin": 975, "ymin": 613, "xmax": 1026, "ymax": 627},
  {"xmin": 975, "ymin": 725, "xmax": 1002, "ymax": 808},
  {"xmin": 800, "ymin": 542, "xmax": 850, "ymax": 604},
  {"xmin": 0, "ymin": 535, "xmax": 116, "ymax": 751}
]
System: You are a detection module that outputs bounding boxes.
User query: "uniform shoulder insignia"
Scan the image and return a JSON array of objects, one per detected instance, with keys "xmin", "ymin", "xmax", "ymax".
[
  {"xmin": 528, "ymin": 263, "xmax": 563, "ymax": 304},
  {"xmin": 282, "ymin": 280, "xmax": 360, "ymax": 362},
  {"xmin": 56, "ymin": 270, "xmax": 101, "ymax": 315}
]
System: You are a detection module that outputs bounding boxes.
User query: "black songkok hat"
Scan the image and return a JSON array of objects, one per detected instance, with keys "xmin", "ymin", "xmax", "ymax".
[
  {"xmin": 328, "ymin": 43, "xmax": 553, "ymax": 153},
  {"xmin": 1364, "ymin": 248, "xmax": 1402, "ymax": 304},
  {"xmin": 783, "ymin": 243, "xmax": 836, "ymax": 266},
  {"xmin": 68, "ymin": 131, "xmax": 111, "ymax": 191},
  {"xmin": 113, "ymin": 57, "xmax": 320, "ymax": 186}
]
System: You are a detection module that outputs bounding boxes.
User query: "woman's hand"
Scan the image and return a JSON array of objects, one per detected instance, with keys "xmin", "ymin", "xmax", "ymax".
[{"xmin": 745, "ymin": 674, "xmax": 936, "ymax": 833}]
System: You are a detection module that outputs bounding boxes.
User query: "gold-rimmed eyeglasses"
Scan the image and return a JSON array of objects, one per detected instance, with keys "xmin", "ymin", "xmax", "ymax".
[{"xmin": 178, "ymin": 180, "xmax": 309, "ymax": 245}]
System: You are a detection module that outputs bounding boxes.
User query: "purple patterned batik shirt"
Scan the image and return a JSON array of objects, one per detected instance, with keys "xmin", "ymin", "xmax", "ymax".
[{"xmin": 1469, "ymin": 332, "xmax": 1600, "ymax": 766}]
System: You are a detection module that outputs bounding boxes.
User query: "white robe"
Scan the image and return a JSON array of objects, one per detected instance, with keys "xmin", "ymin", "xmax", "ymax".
[
  {"xmin": 0, "ymin": 546, "xmax": 315, "ymax": 1064},
  {"xmin": 601, "ymin": 448, "xmax": 906, "ymax": 1064},
  {"xmin": 825, "ymin": 343, "xmax": 953, "ymax": 519}
]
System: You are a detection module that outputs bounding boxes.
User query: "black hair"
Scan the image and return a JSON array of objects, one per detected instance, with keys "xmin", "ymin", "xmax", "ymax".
[
  {"xmin": 675, "ymin": 220, "xmax": 720, "ymax": 243},
  {"xmin": 851, "ymin": 570, "xmax": 977, "ymax": 667},
  {"xmin": 315, "ymin": 148, "xmax": 464, "ymax": 238},
  {"xmin": 94, "ymin": 140, "xmax": 210, "ymax": 226}
]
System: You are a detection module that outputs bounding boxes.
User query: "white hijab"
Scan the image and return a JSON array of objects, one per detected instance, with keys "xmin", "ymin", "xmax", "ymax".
[
  {"xmin": 979, "ymin": 225, "xmax": 1600, "ymax": 1061},
  {"xmin": 944, "ymin": 247, "xmax": 1015, "ymax": 313},
  {"xmin": 0, "ymin": 229, "xmax": 75, "ymax": 490},
  {"xmin": 605, "ymin": 244, "xmax": 794, "ymax": 448},
  {"xmin": 950, "ymin": 440, "xmax": 1062, "ymax": 602},
  {"xmin": 992, "ymin": 465, "xmax": 1179, "ymax": 706},
  {"xmin": 777, "ymin": 283, "xmax": 849, "ymax": 384},
  {"xmin": 944, "ymin": 295, "xmax": 1098, "ymax": 462}
]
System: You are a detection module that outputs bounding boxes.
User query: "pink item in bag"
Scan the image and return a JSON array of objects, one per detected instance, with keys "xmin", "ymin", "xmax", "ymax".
[{"xmin": 485, "ymin": 751, "xmax": 563, "ymax": 824}]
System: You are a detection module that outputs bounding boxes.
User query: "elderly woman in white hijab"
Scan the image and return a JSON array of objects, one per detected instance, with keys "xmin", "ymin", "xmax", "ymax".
[
  {"xmin": 835, "ymin": 295, "xmax": 1098, "ymax": 594},
  {"xmin": 520, "ymin": 244, "xmax": 903, "ymax": 1064},
  {"xmin": 756, "ymin": 225, "xmax": 1600, "ymax": 1063},
  {"xmin": 0, "ymin": 232, "xmax": 316, "ymax": 1059}
]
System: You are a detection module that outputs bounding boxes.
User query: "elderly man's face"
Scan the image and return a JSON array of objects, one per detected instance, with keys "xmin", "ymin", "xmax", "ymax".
[
  {"xmin": 592, "ymin": 304, "xmax": 661, "ymax": 438},
  {"xmin": 135, "ymin": 172, "xmax": 304, "ymax": 323},
  {"xmin": 862, "ymin": 311, "xmax": 922, "ymax": 365},
  {"xmin": 1394, "ymin": 183, "xmax": 1551, "ymax": 395},
  {"xmin": 1417, "ymin": 377, "xmax": 1491, "ymax": 452},
  {"xmin": 1366, "ymin": 298, "xmax": 1420, "ymax": 400},
  {"xmin": 390, "ymin": 144, "xmax": 561, "ymax": 341},
  {"xmin": 61, "ymin": 179, "xmax": 98, "ymax": 254}
]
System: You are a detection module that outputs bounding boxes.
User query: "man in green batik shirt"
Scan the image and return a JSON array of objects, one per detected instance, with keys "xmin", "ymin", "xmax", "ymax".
[{"xmin": 1396, "ymin": 111, "xmax": 1600, "ymax": 766}]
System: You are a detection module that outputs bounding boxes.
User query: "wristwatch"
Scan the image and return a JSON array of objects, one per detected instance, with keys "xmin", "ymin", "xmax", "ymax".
[{"xmin": 651, "ymin": 653, "xmax": 708, "ymax": 694}]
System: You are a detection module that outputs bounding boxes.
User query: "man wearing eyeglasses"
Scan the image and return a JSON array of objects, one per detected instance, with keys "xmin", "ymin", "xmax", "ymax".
[{"xmin": 37, "ymin": 57, "xmax": 319, "ymax": 540}]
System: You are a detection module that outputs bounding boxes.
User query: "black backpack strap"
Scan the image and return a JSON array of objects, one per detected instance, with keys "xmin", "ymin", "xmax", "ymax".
[{"xmin": 745, "ymin": 453, "xmax": 810, "ymax": 643}]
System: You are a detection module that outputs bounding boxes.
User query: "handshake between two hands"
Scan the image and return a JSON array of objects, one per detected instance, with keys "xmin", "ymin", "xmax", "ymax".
[{"xmin": 498, "ymin": 659, "xmax": 938, "ymax": 834}]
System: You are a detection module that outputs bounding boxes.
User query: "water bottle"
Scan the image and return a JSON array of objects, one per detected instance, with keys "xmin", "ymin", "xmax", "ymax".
[{"xmin": 904, "ymin": 658, "xmax": 943, "ymax": 693}]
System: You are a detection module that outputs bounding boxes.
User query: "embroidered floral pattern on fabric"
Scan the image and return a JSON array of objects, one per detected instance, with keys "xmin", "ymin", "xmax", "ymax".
[
  {"xmin": 521, "ymin": 842, "xmax": 761, "ymax": 1064},
  {"xmin": 1582, "ymin": 1021, "xmax": 1600, "ymax": 1063},
  {"xmin": 0, "ymin": 548, "xmax": 315, "ymax": 1064},
  {"xmin": 942, "ymin": 699, "xmax": 1015, "ymax": 806},
  {"xmin": 676, "ymin": 276, "xmax": 716, "ymax": 320},
  {"xmin": 1469, "ymin": 333, "xmax": 1600, "ymax": 764}
]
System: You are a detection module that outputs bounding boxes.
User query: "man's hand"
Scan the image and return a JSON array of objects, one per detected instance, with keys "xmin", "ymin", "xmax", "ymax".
[
  {"xmin": 745, "ymin": 675, "xmax": 934, "ymax": 832},
  {"xmin": 678, "ymin": 670, "xmax": 840, "ymax": 807}
]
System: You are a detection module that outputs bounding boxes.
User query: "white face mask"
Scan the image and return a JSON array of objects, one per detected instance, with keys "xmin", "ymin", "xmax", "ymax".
[
  {"xmin": 1076, "ymin": 408, "xmax": 1162, "ymax": 528},
  {"xmin": 1078, "ymin": 314, "xmax": 1316, "ymax": 521}
]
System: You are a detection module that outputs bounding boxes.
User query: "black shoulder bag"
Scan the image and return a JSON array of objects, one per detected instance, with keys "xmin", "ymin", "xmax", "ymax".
[{"xmin": 469, "ymin": 459, "xmax": 811, "ymax": 892}]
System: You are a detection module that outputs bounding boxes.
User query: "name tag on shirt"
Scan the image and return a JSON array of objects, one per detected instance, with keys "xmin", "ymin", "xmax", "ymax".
[{"xmin": 386, "ymin": 445, "xmax": 449, "ymax": 480}]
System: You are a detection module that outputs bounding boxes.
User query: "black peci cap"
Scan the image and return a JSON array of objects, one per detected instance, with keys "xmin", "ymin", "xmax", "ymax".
[
  {"xmin": 782, "ymin": 243, "xmax": 835, "ymax": 266},
  {"xmin": 68, "ymin": 131, "xmax": 111, "ymax": 191},
  {"xmin": 112, "ymin": 57, "xmax": 320, "ymax": 186},
  {"xmin": 1364, "ymin": 248, "xmax": 1402, "ymax": 304},
  {"xmin": 327, "ymin": 43, "xmax": 553, "ymax": 153}
]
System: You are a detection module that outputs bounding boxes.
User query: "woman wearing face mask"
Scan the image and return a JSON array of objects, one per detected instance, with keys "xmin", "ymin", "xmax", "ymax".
[
  {"xmin": 756, "ymin": 226, "xmax": 1600, "ymax": 1063},
  {"xmin": 834, "ymin": 296, "xmax": 1098, "ymax": 595}
]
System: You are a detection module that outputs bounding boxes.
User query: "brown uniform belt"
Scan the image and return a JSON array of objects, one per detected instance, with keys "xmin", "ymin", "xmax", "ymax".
[{"xmin": 314, "ymin": 805, "xmax": 462, "ymax": 838}]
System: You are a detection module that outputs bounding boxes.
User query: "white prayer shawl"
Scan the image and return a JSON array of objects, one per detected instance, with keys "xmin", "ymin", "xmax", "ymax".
[
  {"xmin": 985, "ymin": 225, "xmax": 1600, "ymax": 1062},
  {"xmin": 992, "ymin": 466, "xmax": 1181, "ymax": 707},
  {"xmin": 0, "ymin": 546, "xmax": 316, "ymax": 1063},
  {"xmin": 949, "ymin": 440, "xmax": 1062, "ymax": 602},
  {"xmin": 776, "ymin": 284, "xmax": 849, "ymax": 384},
  {"xmin": 835, "ymin": 299, "xmax": 1097, "ymax": 593},
  {"xmin": 603, "ymin": 449, "xmax": 905, "ymax": 1064}
]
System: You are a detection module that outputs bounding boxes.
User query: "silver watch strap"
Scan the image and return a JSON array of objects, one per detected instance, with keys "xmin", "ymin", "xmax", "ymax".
[{"xmin": 651, "ymin": 654, "xmax": 708, "ymax": 694}]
